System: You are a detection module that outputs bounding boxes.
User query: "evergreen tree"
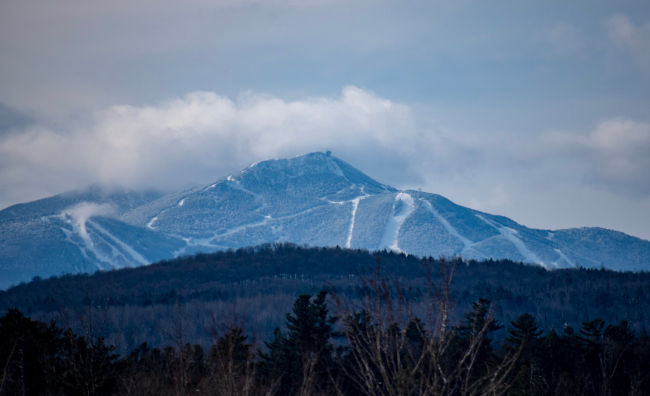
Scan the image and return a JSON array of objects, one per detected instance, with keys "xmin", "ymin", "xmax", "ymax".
[
  {"xmin": 507, "ymin": 313, "xmax": 543, "ymax": 346},
  {"xmin": 260, "ymin": 291, "xmax": 338, "ymax": 395},
  {"xmin": 506, "ymin": 313, "xmax": 544, "ymax": 395},
  {"xmin": 454, "ymin": 299, "xmax": 502, "ymax": 365},
  {"xmin": 579, "ymin": 318, "xmax": 606, "ymax": 394},
  {"xmin": 0, "ymin": 309, "xmax": 63, "ymax": 395}
]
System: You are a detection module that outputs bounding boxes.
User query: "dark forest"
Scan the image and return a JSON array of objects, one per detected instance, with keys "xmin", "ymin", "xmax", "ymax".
[{"xmin": 1, "ymin": 245, "xmax": 650, "ymax": 395}]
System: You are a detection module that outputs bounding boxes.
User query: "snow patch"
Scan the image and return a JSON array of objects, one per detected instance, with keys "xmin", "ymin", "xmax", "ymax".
[
  {"xmin": 247, "ymin": 160, "xmax": 262, "ymax": 169},
  {"xmin": 380, "ymin": 193, "xmax": 416, "ymax": 252}
]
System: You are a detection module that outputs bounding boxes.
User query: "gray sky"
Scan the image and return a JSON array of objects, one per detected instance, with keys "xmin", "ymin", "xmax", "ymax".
[{"xmin": 1, "ymin": 0, "xmax": 649, "ymax": 240}]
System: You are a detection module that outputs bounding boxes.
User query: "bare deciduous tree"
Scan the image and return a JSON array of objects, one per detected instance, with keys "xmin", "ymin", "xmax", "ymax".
[{"xmin": 332, "ymin": 258, "xmax": 522, "ymax": 396}]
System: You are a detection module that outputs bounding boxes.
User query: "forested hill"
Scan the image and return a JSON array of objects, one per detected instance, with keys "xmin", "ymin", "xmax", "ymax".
[{"xmin": 2, "ymin": 244, "xmax": 650, "ymax": 353}]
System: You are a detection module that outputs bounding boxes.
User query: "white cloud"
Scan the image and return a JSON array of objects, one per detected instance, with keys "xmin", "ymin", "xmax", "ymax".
[
  {"xmin": 605, "ymin": 14, "xmax": 650, "ymax": 73},
  {"xmin": 543, "ymin": 118, "xmax": 650, "ymax": 194},
  {"xmin": 2, "ymin": 87, "xmax": 650, "ymax": 240},
  {"xmin": 0, "ymin": 87, "xmax": 458, "ymax": 205},
  {"xmin": 4, "ymin": 86, "xmax": 649, "ymax": 208},
  {"xmin": 468, "ymin": 185, "xmax": 511, "ymax": 212}
]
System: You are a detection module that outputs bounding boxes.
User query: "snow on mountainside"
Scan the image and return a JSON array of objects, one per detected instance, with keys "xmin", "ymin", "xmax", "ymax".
[
  {"xmin": 1, "ymin": 152, "xmax": 649, "ymax": 289},
  {"xmin": 0, "ymin": 187, "xmax": 183, "ymax": 289}
]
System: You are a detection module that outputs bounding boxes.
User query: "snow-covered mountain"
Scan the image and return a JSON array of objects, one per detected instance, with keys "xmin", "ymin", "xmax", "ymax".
[
  {"xmin": 0, "ymin": 186, "xmax": 184, "ymax": 289},
  {"xmin": 1, "ymin": 152, "xmax": 649, "ymax": 289}
]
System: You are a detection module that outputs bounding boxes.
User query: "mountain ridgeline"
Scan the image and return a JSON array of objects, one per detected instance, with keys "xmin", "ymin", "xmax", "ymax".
[{"xmin": 1, "ymin": 151, "xmax": 649, "ymax": 288}]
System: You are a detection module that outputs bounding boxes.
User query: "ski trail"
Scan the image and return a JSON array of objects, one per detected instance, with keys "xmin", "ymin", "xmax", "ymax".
[
  {"xmin": 225, "ymin": 176, "xmax": 268, "ymax": 212},
  {"xmin": 76, "ymin": 229, "xmax": 113, "ymax": 270},
  {"xmin": 58, "ymin": 208, "xmax": 114, "ymax": 270},
  {"xmin": 208, "ymin": 188, "xmax": 370, "ymax": 246},
  {"xmin": 554, "ymin": 248, "xmax": 576, "ymax": 268},
  {"xmin": 345, "ymin": 198, "xmax": 361, "ymax": 248},
  {"xmin": 209, "ymin": 202, "xmax": 329, "ymax": 241},
  {"xmin": 86, "ymin": 231, "xmax": 133, "ymax": 269},
  {"xmin": 423, "ymin": 200, "xmax": 487, "ymax": 258},
  {"xmin": 213, "ymin": 217, "xmax": 271, "ymax": 238},
  {"xmin": 81, "ymin": 236, "xmax": 113, "ymax": 270},
  {"xmin": 227, "ymin": 177, "xmax": 260, "ymax": 199},
  {"xmin": 326, "ymin": 156, "xmax": 345, "ymax": 178},
  {"xmin": 60, "ymin": 227, "xmax": 89, "ymax": 260},
  {"xmin": 146, "ymin": 216, "xmax": 158, "ymax": 229},
  {"xmin": 476, "ymin": 214, "xmax": 546, "ymax": 268},
  {"xmin": 88, "ymin": 220, "xmax": 149, "ymax": 266},
  {"xmin": 423, "ymin": 200, "xmax": 471, "ymax": 248},
  {"xmin": 380, "ymin": 193, "xmax": 416, "ymax": 252},
  {"xmin": 320, "ymin": 185, "xmax": 371, "ymax": 248},
  {"xmin": 345, "ymin": 192, "xmax": 369, "ymax": 248}
]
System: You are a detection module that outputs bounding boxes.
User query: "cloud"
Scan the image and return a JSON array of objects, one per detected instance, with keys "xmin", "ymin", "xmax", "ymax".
[
  {"xmin": 0, "ymin": 87, "xmax": 467, "ymax": 205},
  {"xmin": 3, "ymin": 86, "xmax": 649, "ymax": 208},
  {"xmin": 543, "ymin": 118, "xmax": 650, "ymax": 195},
  {"xmin": 0, "ymin": 102, "xmax": 32, "ymax": 134},
  {"xmin": 468, "ymin": 186, "xmax": 511, "ymax": 212},
  {"xmin": 605, "ymin": 14, "xmax": 650, "ymax": 73},
  {"xmin": 2, "ymin": 86, "xmax": 650, "ymax": 239},
  {"xmin": 540, "ymin": 23, "xmax": 585, "ymax": 57}
]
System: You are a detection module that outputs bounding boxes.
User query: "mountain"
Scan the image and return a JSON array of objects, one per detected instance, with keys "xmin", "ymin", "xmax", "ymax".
[
  {"xmin": 1, "ymin": 151, "xmax": 649, "ymax": 289},
  {"xmin": 0, "ymin": 186, "xmax": 183, "ymax": 289}
]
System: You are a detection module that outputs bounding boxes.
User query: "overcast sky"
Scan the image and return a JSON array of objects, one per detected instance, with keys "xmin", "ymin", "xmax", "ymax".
[{"xmin": 1, "ymin": 0, "xmax": 649, "ymax": 240}]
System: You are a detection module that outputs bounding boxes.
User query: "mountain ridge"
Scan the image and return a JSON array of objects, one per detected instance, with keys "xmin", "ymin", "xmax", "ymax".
[{"xmin": 1, "ymin": 151, "xmax": 649, "ymax": 288}]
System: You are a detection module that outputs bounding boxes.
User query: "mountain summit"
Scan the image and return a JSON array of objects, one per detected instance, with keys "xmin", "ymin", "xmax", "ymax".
[{"xmin": 1, "ymin": 152, "xmax": 649, "ymax": 288}]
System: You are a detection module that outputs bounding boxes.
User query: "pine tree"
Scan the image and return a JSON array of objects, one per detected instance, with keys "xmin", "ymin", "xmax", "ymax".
[
  {"xmin": 507, "ymin": 313, "xmax": 543, "ymax": 346},
  {"xmin": 260, "ymin": 291, "xmax": 338, "ymax": 395},
  {"xmin": 507, "ymin": 313, "xmax": 546, "ymax": 395}
]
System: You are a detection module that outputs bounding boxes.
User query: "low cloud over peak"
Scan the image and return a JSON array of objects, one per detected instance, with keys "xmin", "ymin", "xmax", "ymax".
[
  {"xmin": 1, "ymin": 87, "xmax": 649, "ymax": 240},
  {"xmin": 0, "ymin": 87, "xmax": 422, "ymax": 205}
]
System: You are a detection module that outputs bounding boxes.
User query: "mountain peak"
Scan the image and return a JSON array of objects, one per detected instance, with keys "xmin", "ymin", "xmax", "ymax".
[
  {"xmin": 236, "ymin": 152, "xmax": 394, "ymax": 194},
  {"xmin": 243, "ymin": 151, "xmax": 342, "ymax": 173}
]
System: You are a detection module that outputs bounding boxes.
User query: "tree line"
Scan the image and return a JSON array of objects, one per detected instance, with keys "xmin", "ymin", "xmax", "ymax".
[
  {"xmin": 2, "ymin": 244, "xmax": 650, "ymax": 356},
  {"xmin": 2, "ymin": 263, "xmax": 650, "ymax": 396}
]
